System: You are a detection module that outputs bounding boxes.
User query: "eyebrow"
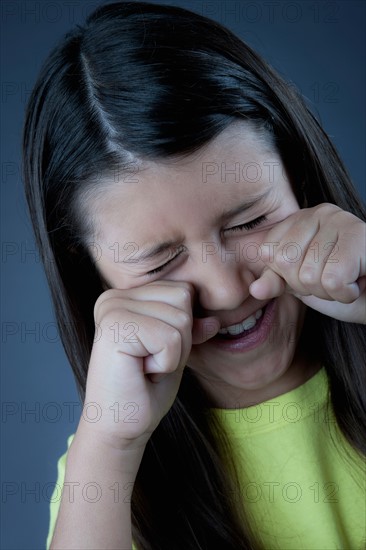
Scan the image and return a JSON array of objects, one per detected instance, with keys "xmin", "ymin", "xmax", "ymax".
[{"xmin": 127, "ymin": 190, "xmax": 271, "ymax": 264}]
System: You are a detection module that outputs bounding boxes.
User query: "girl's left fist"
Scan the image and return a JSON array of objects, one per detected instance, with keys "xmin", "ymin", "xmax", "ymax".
[{"xmin": 250, "ymin": 203, "xmax": 366, "ymax": 324}]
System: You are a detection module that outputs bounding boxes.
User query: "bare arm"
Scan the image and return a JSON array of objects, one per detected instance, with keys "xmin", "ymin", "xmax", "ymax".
[
  {"xmin": 48, "ymin": 282, "xmax": 218, "ymax": 548},
  {"xmin": 49, "ymin": 421, "xmax": 145, "ymax": 549}
]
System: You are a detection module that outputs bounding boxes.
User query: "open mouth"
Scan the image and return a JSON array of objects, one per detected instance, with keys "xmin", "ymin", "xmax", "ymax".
[{"xmin": 215, "ymin": 301, "xmax": 271, "ymax": 340}]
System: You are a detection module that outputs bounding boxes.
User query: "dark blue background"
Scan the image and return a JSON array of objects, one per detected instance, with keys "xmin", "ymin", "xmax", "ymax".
[{"xmin": 1, "ymin": 1, "xmax": 365, "ymax": 548}]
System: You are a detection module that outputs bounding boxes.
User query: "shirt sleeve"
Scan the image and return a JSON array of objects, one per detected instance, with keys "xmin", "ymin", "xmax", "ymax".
[
  {"xmin": 46, "ymin": 434, "xmax": 138, "ymax": 550},
  {"xmin": 46, "ymin": 434, "xmax": 74, "ymax": 549}
]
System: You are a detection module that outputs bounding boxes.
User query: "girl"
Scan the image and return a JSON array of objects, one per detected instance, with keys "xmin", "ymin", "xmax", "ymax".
[{"xmin": 23, "ymin": 2, "xmax": 365, "ymax": 549}]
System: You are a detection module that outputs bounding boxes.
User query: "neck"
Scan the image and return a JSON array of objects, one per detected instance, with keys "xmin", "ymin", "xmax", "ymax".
[{"xmin": 208, "ymin": 356, "xmax": 322, "ymax": 409}]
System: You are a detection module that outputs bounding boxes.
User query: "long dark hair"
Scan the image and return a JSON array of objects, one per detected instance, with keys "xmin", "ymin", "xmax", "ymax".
[{"xmin": 23, "ymin": 2, "xmax": 365, "ymax": 548}]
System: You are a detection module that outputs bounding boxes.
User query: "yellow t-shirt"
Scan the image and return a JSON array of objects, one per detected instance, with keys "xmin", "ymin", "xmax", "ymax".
[
  {"xmin": 210, "ymin": 367, "xmax": 365, "ymax": 549},
  {"xmin": 46, "ymin": 368, "xmax": 365, "ymax": 549}
]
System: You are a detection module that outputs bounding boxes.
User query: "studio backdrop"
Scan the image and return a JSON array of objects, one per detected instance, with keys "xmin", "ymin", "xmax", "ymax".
[{"xmin": 1, "ymin": 1, "xmax": 365, "ymax": 549}]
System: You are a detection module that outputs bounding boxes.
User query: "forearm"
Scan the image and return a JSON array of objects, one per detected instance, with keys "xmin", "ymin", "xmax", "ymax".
[{"xmin": 49, "ymin": 424, "xmax": 145, "ymax": 550}]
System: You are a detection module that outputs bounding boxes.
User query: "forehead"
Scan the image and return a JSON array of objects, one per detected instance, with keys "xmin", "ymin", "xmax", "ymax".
[{"xmin": 91, "ymin": 121, "xmax": 283, "ymax": 241}]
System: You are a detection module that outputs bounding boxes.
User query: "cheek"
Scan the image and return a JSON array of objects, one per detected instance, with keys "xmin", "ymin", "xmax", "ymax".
[{"xmin": 275, "ymin": 295, "xmax": 306, "ymax": 346}]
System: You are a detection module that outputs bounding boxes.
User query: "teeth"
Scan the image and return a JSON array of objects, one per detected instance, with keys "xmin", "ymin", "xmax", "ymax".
[
  {"xmin": 218, "ymin": 308, "xmax": 263, "ymax": 335},
  {"xmin": 228, "ymin": 322, "xmax": 249, "ymax": 335}
]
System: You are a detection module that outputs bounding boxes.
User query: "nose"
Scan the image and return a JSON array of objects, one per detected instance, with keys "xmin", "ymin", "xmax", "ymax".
[{"xmin": 189, "ymin": 247, "xmax": 257, "ymax": 313}]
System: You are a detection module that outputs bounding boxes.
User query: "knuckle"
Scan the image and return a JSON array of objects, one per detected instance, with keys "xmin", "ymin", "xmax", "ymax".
[
  {"xmin": 299, "ymin": 266, "xmax": 317, "ymax": 285},
  {"xmin": 93, "ymin": 293, "xmax": 108, "ymax": 319},
  {"xmin": 178, "ymin": 281, "xmax": 194, "ymax": 292},
  {"xmin": 314, "ymin": 203, "xmax": 340, "ymax": 215},
  {"xmin": 177, "ymin": 287, "xmax": 193, "ymax": 306},
  {"xmin": 274, "ymin": 250, "xmax": 291, "ymax": 271},
  {"xmin": 164, "ymin": 356, "xmax": 180, "ymax": 373},
  {"xmin": 166, "ymin": 326, "xmax": 182, "ymax": 345},
  {"xmin": 176, "ymin": 311, "xmax": 192, "ymax": 329},
  {"xmin": 321, "ymin": 271, "xmax": 342, "ymax": 292},
  {"xmin": 93, "ymin": 290, "xmax": 123, "ymax": 318},
  {"xmin": 102, "ymin": 307, "xmax": 122, "ymax": 323}
]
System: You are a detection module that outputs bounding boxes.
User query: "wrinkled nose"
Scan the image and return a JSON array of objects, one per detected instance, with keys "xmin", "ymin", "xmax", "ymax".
[{"xmin": 190, "ymin": 244, "xmax": 261, "ymax": 313}]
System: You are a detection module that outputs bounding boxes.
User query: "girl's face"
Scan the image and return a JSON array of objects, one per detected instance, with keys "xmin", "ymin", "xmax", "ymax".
[{"xmin": 89, "ymin": 122, "xmax": 311, "ymax": 407}]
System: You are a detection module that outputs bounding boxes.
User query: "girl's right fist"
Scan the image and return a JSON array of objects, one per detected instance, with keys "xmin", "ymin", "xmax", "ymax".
[{"xmin": 78, "ymin": 281, "xmax": 216, "ymax": 452}]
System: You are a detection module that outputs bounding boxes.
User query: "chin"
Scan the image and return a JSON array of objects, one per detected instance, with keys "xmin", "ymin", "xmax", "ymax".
[
  {"xmin": 188, "ymin": 339, "xmax": 302, "ymax": 408},
  {"xmin": 234, "ymin": 355, "xmax": 292, "ymax": 390}
]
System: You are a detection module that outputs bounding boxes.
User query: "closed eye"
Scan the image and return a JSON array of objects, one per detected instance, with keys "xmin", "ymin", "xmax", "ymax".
[
  {"xmin": 146, "ymin": 215, "xmax": 267, "ymax": 276},
  {"xmin": 225, "ymin": 215, "xmax": 267, "ymax": 232},
  {"xmin": 146, "ymin": 247, "xmax": 185, "ymax": 276}
]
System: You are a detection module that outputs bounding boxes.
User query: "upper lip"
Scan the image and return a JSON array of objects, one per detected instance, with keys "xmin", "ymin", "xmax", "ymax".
[{"xmin": 218, "ymin": 300, "xmax": 271, "ymax": 329}]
